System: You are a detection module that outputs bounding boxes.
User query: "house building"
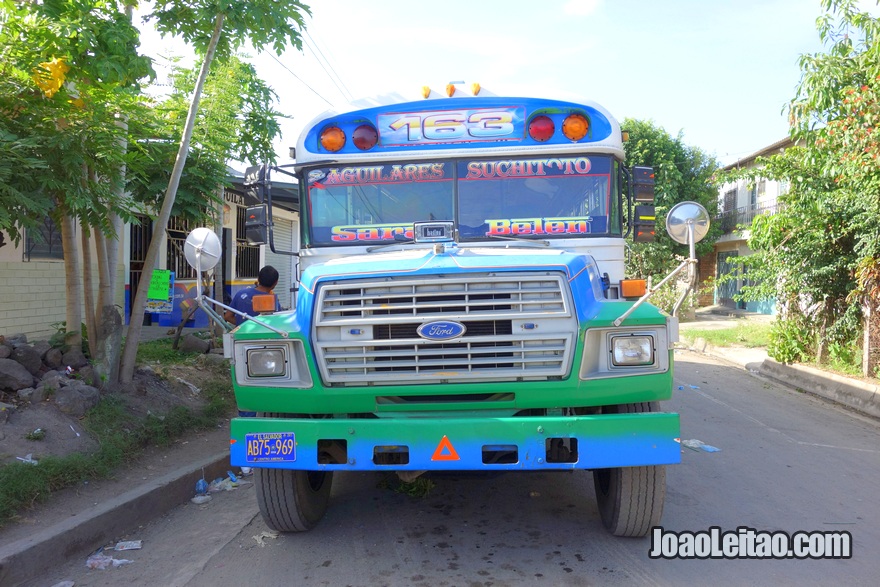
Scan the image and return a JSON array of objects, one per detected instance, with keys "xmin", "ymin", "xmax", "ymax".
[
  {"xmin": 699, "ymin": 137, "xmax": 794, "ymax": 314},
  {"xmin": 0, "ymin": 171, "xmax": 300, "ymax": 340}
]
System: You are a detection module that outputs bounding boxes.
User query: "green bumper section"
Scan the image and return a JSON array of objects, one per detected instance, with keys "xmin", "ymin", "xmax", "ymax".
[{"xmin": 230, "ymin": 412, "xmax": 680, "ymax": 471}]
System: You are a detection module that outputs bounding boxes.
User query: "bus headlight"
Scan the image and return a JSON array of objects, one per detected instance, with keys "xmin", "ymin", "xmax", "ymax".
[
  {"xmin": 610, "ymin": 335, "xmax": 655, "ymax": 366},
  {"xmin": 247, "ymin": 348, "xmax": 286, "ymax": 377},
  {"xmin": 235, "ymin": 340, "xmax": 313, "ymax": 388}
]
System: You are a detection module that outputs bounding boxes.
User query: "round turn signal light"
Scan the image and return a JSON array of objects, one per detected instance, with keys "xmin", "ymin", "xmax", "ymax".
[
  {"xmin": 562, "ymin": 114, "xmax": 589, "ymax": 141},
  {"xmin": 320, "ymin": 126, "xmax": 346, "ymax": 152}
]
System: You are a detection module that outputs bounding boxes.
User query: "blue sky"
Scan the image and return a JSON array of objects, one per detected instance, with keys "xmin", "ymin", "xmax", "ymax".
[{"xmin": 138, "ymin": 0, "xmax": 831, "ymax": 167}]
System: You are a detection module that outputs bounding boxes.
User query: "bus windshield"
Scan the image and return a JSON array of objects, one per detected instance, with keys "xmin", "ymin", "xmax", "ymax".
[{"xmin": 304, "ymin": 155, "xmax": 618, "ymax": 246}]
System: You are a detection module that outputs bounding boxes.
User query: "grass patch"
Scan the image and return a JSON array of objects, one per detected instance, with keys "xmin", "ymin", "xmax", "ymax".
[
  {"xmin": 377, "ymin": 474, "xmax": 436, "ymax": 498},
  {"xmin": 0, "ymin": 373, "xmax": 234, "ymax": 528},
  {"xmin": 817, "ymin": 357, "xmax": 865, "ymax": 379},
  {"xmin": 136, "ymin": 337, "xmax": 202, "ymax": 365},
  {"xmin": 682, "ymin": 322, "xmax": 772, "ymax": 348}
]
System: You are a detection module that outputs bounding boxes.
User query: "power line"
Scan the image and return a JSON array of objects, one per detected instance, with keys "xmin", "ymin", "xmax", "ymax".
[
  {"xmin": 302, "ymin": 30, "xmax": 354, "ymax": 102},
  {"xmin": 266, "ymin": 52, "xmax": 334, "ymax": 107}
]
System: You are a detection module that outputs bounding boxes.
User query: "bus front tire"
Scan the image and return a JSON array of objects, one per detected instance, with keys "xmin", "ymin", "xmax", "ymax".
[
  {"xmin": 592, "ymin": 402, "xmax": 666, "ymax": 537},
  {"xmin": 256, "ymin": 467, "xmax": 333, "ymax": 532}
]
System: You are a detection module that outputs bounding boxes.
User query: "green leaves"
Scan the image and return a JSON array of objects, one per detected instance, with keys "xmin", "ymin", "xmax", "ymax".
[
  {"xmin": 732, "ymin": 0, "xmax": 880, "ymax": 366},
  {"xmin": 123, "ymin": 55, "xmax": 285, "ymax": 224},
  {"xmin": 148, "ymin": 0, "xmax": 311, "ymax": 58},
  {"xmin": 622, "ymin": 119, "xmax": 721, "ymax": 280}
]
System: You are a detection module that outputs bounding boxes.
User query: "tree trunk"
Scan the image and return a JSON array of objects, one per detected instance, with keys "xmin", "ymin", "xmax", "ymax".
[
  {"xmin": 94, "ymin": 219, "xmax": 123, "ymax": 387},
  {"xmin": 118, "ymin": 13, "xmax": 226, "ymax": 384},
  {"xmin": 816, "ymin": 297, "xmax": 833, "ymax": 363},
  {"xmin": 865, "ymin": 301, "xmax": 880, "ymax": 378},
  {"xmin": 90, "ymin": 116, "xmax": 128, "ymax": 388},
  {"xmin": 81, "ymin": 224, "xmax": 98, "ymax": 359},
  {"xmin": 59, "ymin": 210, "xmax": 83, "ymax": 353}
]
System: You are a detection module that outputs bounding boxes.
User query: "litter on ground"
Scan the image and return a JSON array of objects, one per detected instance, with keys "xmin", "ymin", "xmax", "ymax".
[
  {"xmin": 681, "ymin": 439, "xmax": 721, "ymax": 452},
  {"xmin": 253, "ymin": 530, "xmax": 280, "ymax": 547},
  {"xmin": 86, "ymin": 549, "xmax": 133, "ymax": 570}
]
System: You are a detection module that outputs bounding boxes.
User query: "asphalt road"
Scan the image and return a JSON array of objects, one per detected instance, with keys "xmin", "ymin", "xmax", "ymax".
[{"xmin": 32, "ymin": 349, "xmax": 880, "ymax": 586}]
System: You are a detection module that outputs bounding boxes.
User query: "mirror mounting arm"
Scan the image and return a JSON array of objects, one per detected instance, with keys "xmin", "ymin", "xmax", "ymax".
[
  {"xmin": 613, "ymin": 257, "xmax": 695, "ymax": 327},
  {"xmin": 196, "ymin": 295, "xmax": 289, "ymax": 338},
  {"xmin": 613, "ymin": 204, "xmax": 707, "ymax": 327}
]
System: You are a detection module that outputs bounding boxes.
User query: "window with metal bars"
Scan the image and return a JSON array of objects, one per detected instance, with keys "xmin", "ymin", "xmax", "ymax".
[
  {"xmin": 236, "ymin": 206, "xmax": 260, "ymax": 278},
  {"xmin": 24, "ymin": 216, "xmax": 64, "ymax": 261},
  {"xmin": 166, "ymin": 216, "xmax": 198, "ymax": 280}
]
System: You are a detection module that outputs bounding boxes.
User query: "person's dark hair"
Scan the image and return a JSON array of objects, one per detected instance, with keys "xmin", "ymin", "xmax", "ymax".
[{"xmin": 258, "ymin": 265, "xmax": 279, "ymax": 288}]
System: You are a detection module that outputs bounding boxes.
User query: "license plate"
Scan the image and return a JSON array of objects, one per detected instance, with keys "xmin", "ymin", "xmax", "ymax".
[{"xmin": 244, "ymin": 432, "xmax": 296, "ymax": 463}]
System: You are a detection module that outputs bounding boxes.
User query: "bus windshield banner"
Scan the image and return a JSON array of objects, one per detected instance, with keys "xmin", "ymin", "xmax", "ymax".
[{"xmin": 306, "ymin": 155, "xmax": 615, "ymax": 245}]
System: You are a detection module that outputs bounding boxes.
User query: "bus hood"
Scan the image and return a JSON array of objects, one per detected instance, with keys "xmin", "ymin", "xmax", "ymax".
[{"xmin": 298, "ymin": 245, "xmax": 608, "ymax": 320}]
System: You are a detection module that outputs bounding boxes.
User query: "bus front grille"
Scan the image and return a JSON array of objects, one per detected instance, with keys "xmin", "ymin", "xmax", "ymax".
[{"xmin": 313, "ymin": 273, "xmax": 576, "ymax": 386}]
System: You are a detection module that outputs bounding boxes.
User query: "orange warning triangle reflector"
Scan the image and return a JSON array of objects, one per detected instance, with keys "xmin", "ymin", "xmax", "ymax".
[{"xmin": 431, "ymin": 435, "xmax": 461, "ymax": 461}]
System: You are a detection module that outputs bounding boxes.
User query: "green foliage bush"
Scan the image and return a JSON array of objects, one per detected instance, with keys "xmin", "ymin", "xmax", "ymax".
[{"xmin": 767, "ymin": 319, "xmax": 812, "ymax": 364}]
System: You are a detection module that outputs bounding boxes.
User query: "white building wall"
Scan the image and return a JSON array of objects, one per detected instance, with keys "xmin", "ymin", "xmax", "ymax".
[{"xmin": 0, "ymin": 230, "xmax": 124, "ymax": 340}]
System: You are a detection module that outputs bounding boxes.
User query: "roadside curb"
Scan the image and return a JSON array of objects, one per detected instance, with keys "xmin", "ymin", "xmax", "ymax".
[
  {"xmin": 759, "ymin": 359, "xmax": 880, "ymax": 420},
  {"xmin": 679, "ymin": 336, "xmax": 880, "ymax": 421},
  {"xmin": 0, "ymin": 452, "xmax": 230, "ymax": 587}
]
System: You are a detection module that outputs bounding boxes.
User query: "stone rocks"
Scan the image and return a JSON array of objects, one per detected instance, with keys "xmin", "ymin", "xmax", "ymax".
[
  {"xmin": 37, "ymin": 371, "xmax": 65, "ymax": 395},
  {"xmin": 0, "ymin": 344, "xmax": 11, "ymax": 359},
  {"xmin": 61, "ymin": 348, "xmax": 89, "ymax": 369},
  {"xmin": 0, "ymin": 358, "xmax": 35, "ymax": 391},
  {"xmin": 179, "ymin": 334, "xmax": 211, "ymax": 355},
  {"xmin": 54, "ymin": 384, "xmax": 101, "ymax": 417},
  {"xmin": 0, "ymin": 401, "xmax": 13, "ymax": 424},
  {"xmin": 11, "ymin": 345, "xmax": 42, "ymax": 375},
  {"xmin": 44, "ymin": 348, "xmax": 63, "ymax": 370},
  {"xmin": 32, "ymin": 340, "xmax": 52, "ymax": 360},
  {"xmin": 203, "ymin": 353, "xmax": 228, "ymax": 365},
  {"xmin": 3, "ymin": 333, "xmax": 28, "ymax": 348}
]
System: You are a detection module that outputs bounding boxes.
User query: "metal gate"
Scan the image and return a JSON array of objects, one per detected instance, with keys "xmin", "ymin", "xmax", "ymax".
[
  {"xmin": 129, "ymin": 215, "xmax": 153, "ymax": 325},
  {"xmin": 716, "ymin": 251, "xmax": 740, "ymax": 308}
]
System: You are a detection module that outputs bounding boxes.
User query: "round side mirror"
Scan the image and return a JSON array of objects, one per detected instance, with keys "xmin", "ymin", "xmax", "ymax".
[
  {"xmin": 184, "ymin": 228, "xmax": 222, "ymax": 272},
  {"xmin": 666, "ymin": 202, "xmax": 710, "ymax": 245}
]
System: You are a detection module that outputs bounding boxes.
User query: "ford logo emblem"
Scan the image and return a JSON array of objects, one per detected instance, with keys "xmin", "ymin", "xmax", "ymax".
[{"xmin": 417, "ymin": 320, "xmax": 466, "ymax": 341}]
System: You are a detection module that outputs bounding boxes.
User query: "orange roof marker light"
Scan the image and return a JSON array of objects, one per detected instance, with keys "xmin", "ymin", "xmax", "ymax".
[
  {"xmin": 562, "ymin": 113, "xmax": 589, "ymax": 141},
  {"xmin": 320, "ymin": 125, "xmax": 346, "ymax": 152},
  {"xmin": 471, "ymin": 82, "xmax": 481, "ymax": 96},
  {"xmin": 421, "ymin": 85, "xmax": 431, "ymax": 99}
]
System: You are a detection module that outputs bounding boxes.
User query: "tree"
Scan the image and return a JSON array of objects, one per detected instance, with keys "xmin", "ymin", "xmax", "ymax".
[
  {"xmin": 118, "ymin": 0, "xmax": 310, "ymax": 384},
  {"xmin": 733, "ymin": 0, "xmax": 880, "ymax": 374},
  {"xmin": 621, "ymin": 119, "xmax": 720, "ymax": 313},
  {"xmin": 1, "ymin": 0, "xmax": 305, "ymax": 388},
  {"xmin": 0, "ymin": 0, "xmax": 154, "ymax": 373}
]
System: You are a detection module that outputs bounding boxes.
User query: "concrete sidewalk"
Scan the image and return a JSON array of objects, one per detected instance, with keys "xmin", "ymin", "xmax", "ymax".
[
  {"xmin": 680, "ymin": 307, "xmax": 880, "ymax": 420},
  {"xmin": 0, "ymin": 453, "xmax": 230, "ymax": 587}
]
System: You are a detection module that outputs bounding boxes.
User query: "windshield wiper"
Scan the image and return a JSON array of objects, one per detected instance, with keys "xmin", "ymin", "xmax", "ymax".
[
  {"xmin": 366, "ymin": 233, "xmax": 415, "ymax": 253},
  {"xmin": 485, "ymin": 234, "xmax": 550, "ymax": 247}
]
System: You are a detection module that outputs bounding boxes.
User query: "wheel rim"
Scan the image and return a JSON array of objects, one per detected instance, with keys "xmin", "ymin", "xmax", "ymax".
[{"xmin": 306, "ymin": 471, "xmax": 327, "ymax": 492}]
